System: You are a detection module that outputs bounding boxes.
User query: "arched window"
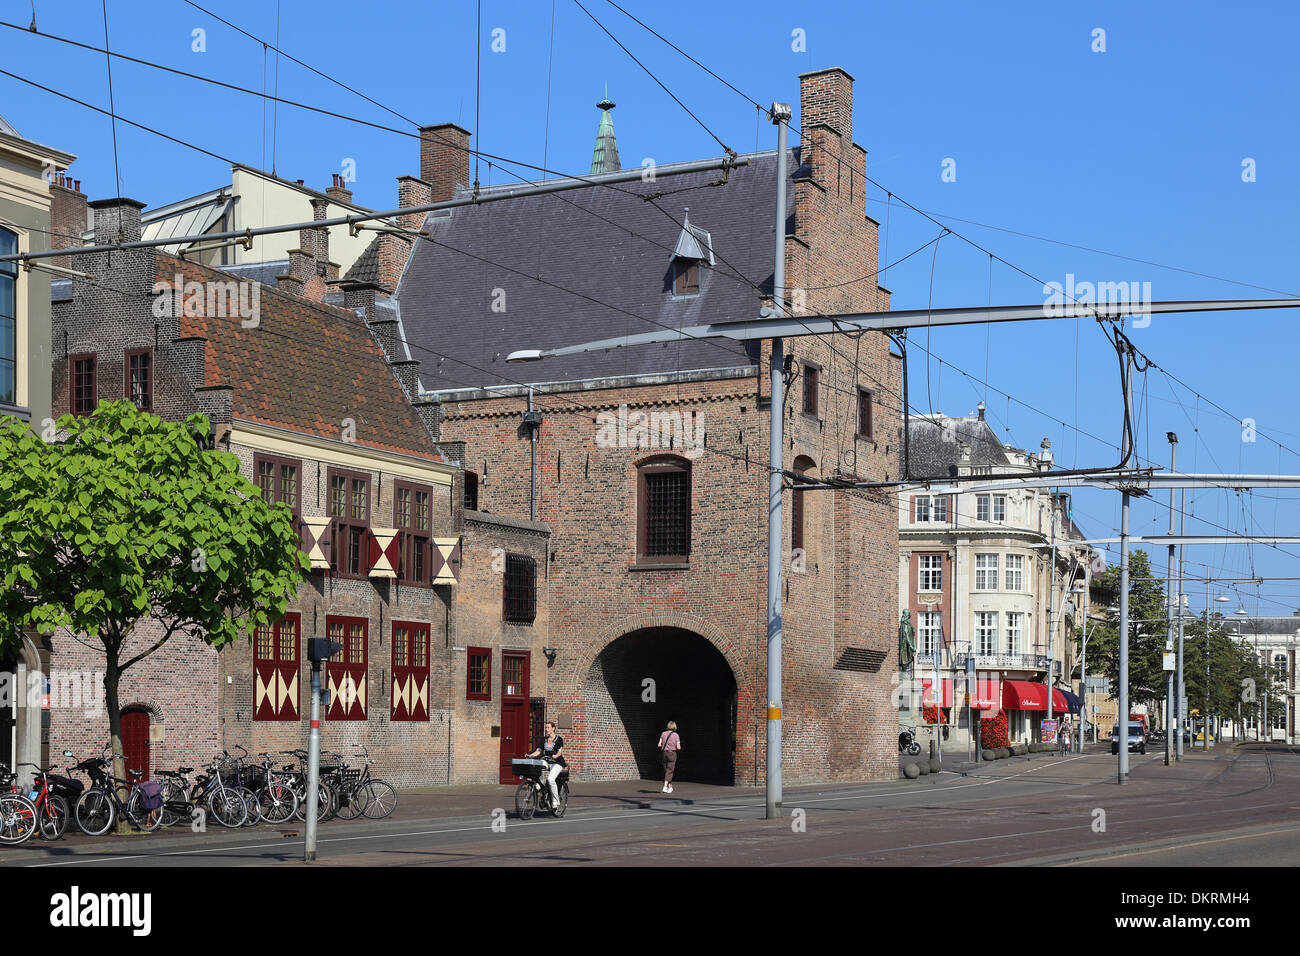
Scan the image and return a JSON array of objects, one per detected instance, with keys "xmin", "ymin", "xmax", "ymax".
[{"xmin": 637, "ymin": 456, "xmax": 691, "ymax": 563}]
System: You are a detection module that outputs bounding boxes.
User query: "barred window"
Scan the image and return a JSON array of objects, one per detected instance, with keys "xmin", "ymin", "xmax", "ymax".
[
  {"xmin": 254, "ymin": 623, "xmax": 273, "ymax": 660},
  {"xmin": 639, "ymin": 458, "xmax": 691, "ymax": 562},
  {"xmin": 503, "ymin": 553, "xmax": 537, "ymax": 625}
]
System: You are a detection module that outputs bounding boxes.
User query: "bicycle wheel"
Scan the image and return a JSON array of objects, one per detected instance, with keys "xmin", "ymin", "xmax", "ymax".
[
  {"xmin": 207, "ymin": 788, "xmax": 247, "ymax": 828},
  {"xmin": 160, "ymin": 779, "xmax": 186, "ymax": 827},
  {"xmin": 38, "ymin": 794, "xmax": 69, "ymax": 840},
  {"xmin": 126, "ymin": 787, "xmax": 163, "ymax": 832},
  {"xmin": 553, "ymin": 782, "xmax": 569, "ymax": 819},
  {"xmin": 294, "ymin": 779, "xmax": 332, "ymax": 822},
  {"xmin": 238, "ymin": 787, "xmax": 262, "ymax": 826},
  {"xmin": 515, "ymin": 781, "xmax": 536, "ymax": 821},
  {"xmin": 335, "ymin": 782, "xmax": 366, "ymax": 820},
  {"xmin": 0, "ymin": 794, "xmax": 38, "ymax": 844},
  {"xmin": 258, "ymin": 782, "xmax": 298, "ymax": 823},
  {"xmin": 75, "ymin": 788, "xmax": 114, "ymax": 837},
  {"xmin": 359, "ymin": 780, "xmax": 397, "ymax": 820}
]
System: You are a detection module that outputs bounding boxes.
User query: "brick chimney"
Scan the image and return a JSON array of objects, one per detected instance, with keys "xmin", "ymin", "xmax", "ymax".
[
  {"xmin": 419, "ymin": 123, "xmax": 471, "ymax": 202},
  {"xmin": 325, "ymin": 173, "xmax": 353, "ymax": 205},
  {"xmin": 798, "ymin": 68, "xmax": 855, "ymax": 193},
  {"xmin": 49, "ymin": 173, "xmax": 88, "ymax": 269},
  {"xmin": 397, "ymin": 175, "xmax": 433, "ymax": 234},
  {"xmin": 88, "ymin": 195, "xmax": 146, "ymax": 244},
  {"xmin": 280, "ymin": 197, "xmax": 336, "ymax": 300}
]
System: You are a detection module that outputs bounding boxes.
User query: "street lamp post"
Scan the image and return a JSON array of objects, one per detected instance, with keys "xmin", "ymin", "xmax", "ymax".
[{"xmin": 1203, "ymin": 581, "xmax": 1230, "ymax": 750}]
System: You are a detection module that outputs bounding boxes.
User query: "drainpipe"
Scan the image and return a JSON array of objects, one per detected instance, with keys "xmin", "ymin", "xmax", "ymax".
[{"xmin": 528, "ymin": 386, "xmax": 537, "ymax": 522}]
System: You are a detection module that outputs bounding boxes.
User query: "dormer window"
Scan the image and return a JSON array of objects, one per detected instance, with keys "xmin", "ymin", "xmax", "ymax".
[{"xmin": 669, "ymin": 208, "xmax": 713, "ymax": 298}]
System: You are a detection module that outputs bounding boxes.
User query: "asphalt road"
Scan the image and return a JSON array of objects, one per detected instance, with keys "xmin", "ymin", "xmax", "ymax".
[{"xmin": 9, "ymin": 744, "xmax": 1300, "ymax": 866}]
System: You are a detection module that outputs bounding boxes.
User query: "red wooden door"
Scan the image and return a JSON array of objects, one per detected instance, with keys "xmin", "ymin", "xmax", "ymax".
[
  {"xmin": 120, "ymin": 708, "xmax": 150, "ymax": 781},
  {"xmin": 498, "ymin": 652, "xmax": 531, "ymax": 784},
  {"xmin": 326, "ymin": 616, "xmax": 368, "ymax": 720}
]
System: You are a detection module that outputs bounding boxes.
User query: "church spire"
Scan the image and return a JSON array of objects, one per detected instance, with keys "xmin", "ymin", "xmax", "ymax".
[{"xmin": 590, "ymin": 87, "xmax": 621, "ymax": 175}]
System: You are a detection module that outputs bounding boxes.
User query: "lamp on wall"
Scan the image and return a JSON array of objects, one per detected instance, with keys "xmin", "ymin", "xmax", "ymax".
[{"xmin": 542, "ymin": 647, "xmax": 558, "ymax": 666}]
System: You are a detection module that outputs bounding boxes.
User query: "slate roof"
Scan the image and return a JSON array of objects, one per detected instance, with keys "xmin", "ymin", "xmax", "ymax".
[
  {"xmin": 341, "ymin": 237, "xmax": 382, "ymax": 288},
  {"xmin": 1231, "ymin": 617, "xmax": 1300, "ymax": 636},
  {"xmin": 396, "ymin": 150, "xmax": 791, "ymax": 393},
  {"xmin": 906, "ymin": 415, "xmax": 1011, "ymax": 479},
  {"xmin": 161, "ymin": 254, "xmax": 442, "ymax": 462},
  {"xmin": 218, "ymin": 259, "xmax": 289, "ymax": 288}
]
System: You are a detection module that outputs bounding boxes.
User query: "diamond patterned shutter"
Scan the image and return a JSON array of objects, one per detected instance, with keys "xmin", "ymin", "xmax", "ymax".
[
  {"xmin": 431, "ymin": 536, "xmax": 462, "ymax": 585},
  {"xmin": 391, "ymin": 622, "xmax": 430, "ymax": 721},
  {"xmin": 367, "ymin": 527, "xmax": 400, "ymax": 579},
  {"xmin": 301, "ymin": 516, "xmax": 332, "ymax": 569},
  {"xmin": 254, "ymin": 614, "xmax": 300, "ymax": 721},
  {"xmin": 326, "ymin": 616, "xmax": 368, "ymax": 721}
]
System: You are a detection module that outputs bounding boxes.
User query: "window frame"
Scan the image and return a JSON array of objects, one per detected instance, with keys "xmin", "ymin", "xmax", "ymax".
[
  {"xmin": 914, "ymin": 495, "xmax": 931, "ymax": 523},
  {"xmin": 918, "ymin": 553, "xmax": 943, "ymax": 592},
  {"xmin": 976, "ymin": 494, "xmax": 990, "ymax": 522},
  {"xmin": 1004, "ymin": 553, "xmax": 1024, "ymax": 591},
  {"xmin": 326, "ymin": 466, "xmax": 371, "ymax": 579},
  {"xmin": 932, "ymin": 495, "xmax": 949, "ymax": 523},
  {"xmin": 637, "ymin": 456, "xmax": 692, "ymax": 564},
  {"xmin": 975, "ymin": 611, "xmax": 998, "ymax": 656},
  {"xmin": 672, "ymin": 259, "xmax": 700, "ymax": 295},
  {"xmin": 791, "ymin": 456, "xmax": 815, "ymax": 557},
  {"xmin": 463, "ymin": 471, "xmax": 479, "ymax": 512},
  {"xmin": 324, "ymin": 614, "xmax": 368, "ymax": 721},
  {"xmin": 70, "ymin": 353, "xmax": 97, "ymax": 416},
  {"xmin": 466, "ymin": 646, "xmax": 492, "ymax": 701},
  {"xmin": 856, "ymin": 388, "xmax": 874, "ymax": 439},
  {"xmin": 394, "ymin": 478, "xmax": 434, "ymax": 586},
  {"xmin": 974, "ymin": 553, "xmax": 1000, "ymax": 590},
  {"xmin": 0, "ymin": 226, "xmax": 15, "ymax": 407},
  {"xmin": 918, "ymin": 611, "xmax": 942, "ymax": 658},
  {"xmin": 124, "ymin": 348, "xmax": 153, "ymax": 411},
  {"xmin": 503, "ymin": 552, "xmax": 538, "ymax": 625},
  {"xmin": 253, "ymin": 453, "xmax": 302, "ymax": 517},
  {"xmin": 801, "ymin": 361, "xmax": 821, "ymax": 418},
  {"xmin": 1005, "ymin": 611, "xmax": 1023, "ymax": 654},
  {"xmin": 992, "ymin": 495, "xmax": 1007, "ymax": 522}
]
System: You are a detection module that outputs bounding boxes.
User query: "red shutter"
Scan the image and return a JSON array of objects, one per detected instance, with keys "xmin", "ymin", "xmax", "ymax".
[
  {"xmin": 254, "ymin": 614, "xmax": 301, "ymax": 721},
  {"xmin": 326, "ymin": 616, "xmax": 368, "ymax": 720},
  {"xmin": 909, "ymin": 495, "xmax": 916, "ymax": 522},
  {"xmin": 391, "ymin": 622, "xmax": 429, "ymax": 721}
]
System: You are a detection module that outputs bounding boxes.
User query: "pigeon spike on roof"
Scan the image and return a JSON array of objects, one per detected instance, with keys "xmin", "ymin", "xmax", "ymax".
[{"xmin": 590, "ymin": 88, "xmax": 621, "ymax": 175}]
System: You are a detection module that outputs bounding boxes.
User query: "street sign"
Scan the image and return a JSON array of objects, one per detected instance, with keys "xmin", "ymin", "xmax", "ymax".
[{"xmin": 1163, "ymin": 653, "xmax": 1176, "ymax": 670}]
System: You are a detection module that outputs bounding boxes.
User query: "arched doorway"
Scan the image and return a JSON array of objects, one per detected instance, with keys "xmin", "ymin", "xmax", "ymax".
[
  {"xmin": 582, "ymin": 627, "xmax": 737, "ymax": 783},
  {"xmin": 120, "ymin": 707, "xmax": 151, "ymax": 780}
]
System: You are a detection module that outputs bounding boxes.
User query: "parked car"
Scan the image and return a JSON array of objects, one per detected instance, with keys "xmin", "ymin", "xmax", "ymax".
[{"xmin": 1111, "ymin": 721, "xmax": 1147, "ymax": 754}]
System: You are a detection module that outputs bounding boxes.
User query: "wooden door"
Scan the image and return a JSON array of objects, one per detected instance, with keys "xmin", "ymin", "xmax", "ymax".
[
  {"xmin": 498, "ymin": 652, "xmax": 531, "ymax": 783},
  {"xmin": 120, "ymin": 708, "xmax": 150, "ymax": 780}
]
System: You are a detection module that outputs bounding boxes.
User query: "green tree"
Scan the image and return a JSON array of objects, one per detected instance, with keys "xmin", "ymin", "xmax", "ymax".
[
  {"xmin": 1076, "ymin": 549, "xmax": 1169, "ymax": 716},
  {"xmin": 0, "ymin": 401, "xmax": 306, "ymax": 798}
]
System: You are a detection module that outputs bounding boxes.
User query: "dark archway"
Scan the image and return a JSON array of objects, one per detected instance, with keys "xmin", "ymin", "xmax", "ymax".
[{"xmin": 582, "ymin": 627, "xmax": 737, "ymax": 784}]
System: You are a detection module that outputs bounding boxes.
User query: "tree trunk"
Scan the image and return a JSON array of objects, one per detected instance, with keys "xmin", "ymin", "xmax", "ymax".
[{"xmin": 103, "ymin": 644, "xmax": 130, "ymax": 835}]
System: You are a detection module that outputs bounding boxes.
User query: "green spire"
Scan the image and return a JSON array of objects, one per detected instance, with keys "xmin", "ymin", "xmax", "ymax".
[{"xmin": 590, "ymin": 88, "xmax": 621, "ymax": 175}]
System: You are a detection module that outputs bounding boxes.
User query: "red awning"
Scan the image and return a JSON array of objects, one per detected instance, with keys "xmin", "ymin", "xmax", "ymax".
[
  {"xmin": 1003, "ymin": 681, "xmax": 1071, "ymax": 712},
  {"xmin": 973, "ymin": 676, "xmax": 1002, "ymax": 710},
  {"xmin": 921, "ymin": 678, "xmax": 953, "ymax": 708}
]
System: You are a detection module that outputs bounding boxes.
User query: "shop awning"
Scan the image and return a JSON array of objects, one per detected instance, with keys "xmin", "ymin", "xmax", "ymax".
[
  {"xmin": 972, "ymin": 676, "xmax": 1002, "ymax": 710},
  {"xmin": 1003, "ymin": 681, "xmax": 1073, "ymax": 713},
  {"xmin": 1059, "ymin": 689, "xmax": 1082, "ymax": 714},
  {"xmin": 921, "ymin": 678, "xmax": 953, "ymax": 708}
]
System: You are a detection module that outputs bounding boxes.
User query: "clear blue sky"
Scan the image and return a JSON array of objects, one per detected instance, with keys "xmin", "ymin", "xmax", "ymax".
[{"xmin": 4, "ymin": 0, "xmax": 1298, "ymax": 614}]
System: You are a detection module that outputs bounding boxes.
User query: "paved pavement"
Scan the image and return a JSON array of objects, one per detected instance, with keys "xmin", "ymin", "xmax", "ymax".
[{"xmin": 7, "ymin": 741, "xmax": 1299, "ymax": 866}]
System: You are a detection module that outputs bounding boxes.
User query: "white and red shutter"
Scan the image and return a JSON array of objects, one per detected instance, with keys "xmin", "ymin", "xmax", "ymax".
[
  {"xmin": 367, "ymin": 527, "xmax": 400, "ymax": 579},
  {"xmin": 431, "ymin": 536, "xmax": 463, "ymax": 585},
  {"xmin": 326, "ymin": 616, "xmax": 368, "ymax": 721},
  {"xmin": 391, "ymin": 623, "xmax": 429, "ymax": 722}
]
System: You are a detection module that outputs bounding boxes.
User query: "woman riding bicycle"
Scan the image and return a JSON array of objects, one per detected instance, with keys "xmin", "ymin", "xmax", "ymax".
[{"xmin": 526, "ymin": 721, "xmax": 566, "ymax": 808}]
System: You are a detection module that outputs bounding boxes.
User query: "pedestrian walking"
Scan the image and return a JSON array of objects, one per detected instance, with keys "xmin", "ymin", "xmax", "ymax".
[
  {"xmin": 657, "ymin": 721, "xmax": 681, "ymax": 793},
  {"xmin": 1058, "ymin": 722, "xmax": 1069, "ymax": 758}
]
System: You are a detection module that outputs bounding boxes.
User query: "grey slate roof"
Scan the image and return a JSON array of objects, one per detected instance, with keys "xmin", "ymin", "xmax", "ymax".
[
  {"xmin": 1231, "ymin": 616, "xmax": 1300, "ymax": 635},
  {"xmin": 342, "ymin": 236, "xmax": 382, "ymax": 288},
  {"xmin": 906, "ymin": 415, "xmax": 1011, "ymax": 479},
  {"xmin": 217, "ymin": 259, "xmax": 289, "ymax": 287},
  {"xmin": 396, "ymin": 150, "xmax": 792, "ymax": 393}
]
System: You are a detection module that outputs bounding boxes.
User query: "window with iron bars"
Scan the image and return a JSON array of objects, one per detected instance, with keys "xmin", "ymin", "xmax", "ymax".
[
  {"xmin": 639, "ymin": 459, "xmax": 691, "ymax": 562},
  {"xmin": 503, "ymin": 553, "xmax": 537, "ymax": 624}
]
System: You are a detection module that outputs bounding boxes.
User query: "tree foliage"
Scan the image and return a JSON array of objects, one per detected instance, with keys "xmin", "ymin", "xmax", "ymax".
[{"xmin": 0, "ymin": 401, "xmax": 307, "ymax": 794}]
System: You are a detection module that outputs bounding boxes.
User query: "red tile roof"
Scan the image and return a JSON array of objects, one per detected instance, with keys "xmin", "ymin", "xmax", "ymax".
[{"xmin": 160, "ymin": 255, "xmax": 443, "ymax": 463}]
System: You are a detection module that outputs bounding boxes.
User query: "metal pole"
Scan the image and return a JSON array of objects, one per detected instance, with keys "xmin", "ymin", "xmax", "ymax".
[
  {"xmin": 1204, "ymin": 576, "xmax": 1210, "ymax": 751},
  {"xmin": 1046, "ymin": 492, "xmax": 1057, "ymax": 740},
  {"xmin": 304, "ymin": 661, "xmax": 322, "ymax": 862},
  {"xmin": 1165, "ymin": 434, "xmax": 1177, "ymax": 766},
  {"xmin": 1118, "ymin": 488, "xmax": 1131, "ymax": 783},
  {"xmin": 765, "ymin": 103, "xmax": 790, "ymax": 820},
  {"xmin": 1081, "ymin": 568, "xmax": 1089, "ymax": 746},
  {"xmin": 1176, "ymin": 488, "xmax": 1187, "ymax": 761}
]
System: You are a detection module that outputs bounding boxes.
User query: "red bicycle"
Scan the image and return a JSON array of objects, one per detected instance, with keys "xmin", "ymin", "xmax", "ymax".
[
  {"xmin": 14, "ymin": 762, "xmax": 70, "ymax": 840},
  {"xmin": 0, "ymin": 764, "xmax": 37, "ymax": 844}
]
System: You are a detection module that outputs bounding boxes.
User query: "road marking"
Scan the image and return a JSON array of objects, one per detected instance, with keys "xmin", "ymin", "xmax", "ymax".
[{"xmin": 1057, "ymin": 823, "xmax": 1300, "ymax": 864}]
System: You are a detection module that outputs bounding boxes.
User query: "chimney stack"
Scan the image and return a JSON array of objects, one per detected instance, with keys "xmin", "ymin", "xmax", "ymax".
[
  {"xmin": 325, "ymin": 172, "xmax": 353, "ymax": 205},
  {"xmin": 419, "ymin": 123, "xmax": 471, "ymax": 202},
  {"xmin": 49, "ymin": 173, "xmax": 89, "ymax": 269}
]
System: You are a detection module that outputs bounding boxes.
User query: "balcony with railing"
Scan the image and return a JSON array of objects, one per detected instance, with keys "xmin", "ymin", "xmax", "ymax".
[{"xmin": 954, "ymin": 651, "xmax": 1053, "ymax": 672}]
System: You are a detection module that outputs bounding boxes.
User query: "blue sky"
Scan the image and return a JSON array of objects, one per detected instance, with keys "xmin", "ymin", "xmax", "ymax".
[{"xmin": 4, "ymin": 0, "xmax": 1299, "ymax": 615}]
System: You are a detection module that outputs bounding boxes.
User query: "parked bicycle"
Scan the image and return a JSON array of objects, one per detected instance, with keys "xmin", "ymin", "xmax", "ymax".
[
  {"xmin": 253, "ymin": 753, "xmax": 299, "ymax": 823},
  {"xmin": 64, "ymin": 749, "xmax": 163, "ymax": 836},
  {"xmin": 0, "ymin": 764, "xmax": 38, "ymax": 845},
  {"xmin": 15, "ymin": 763, "xmax": 70, "ymax": 840}
]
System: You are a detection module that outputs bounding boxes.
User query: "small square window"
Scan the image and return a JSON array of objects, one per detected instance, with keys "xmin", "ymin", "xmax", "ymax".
[
  {"xmin": 467, "ymin": 647, "xmax": 492, "ymax": 700},
  {"xmin": 857, "ymin": 388, "xmax": 873, "ymax": 438},
  {"xmin": 802, "ymin": 363, "xmax": 820, "ymax": 417}
]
